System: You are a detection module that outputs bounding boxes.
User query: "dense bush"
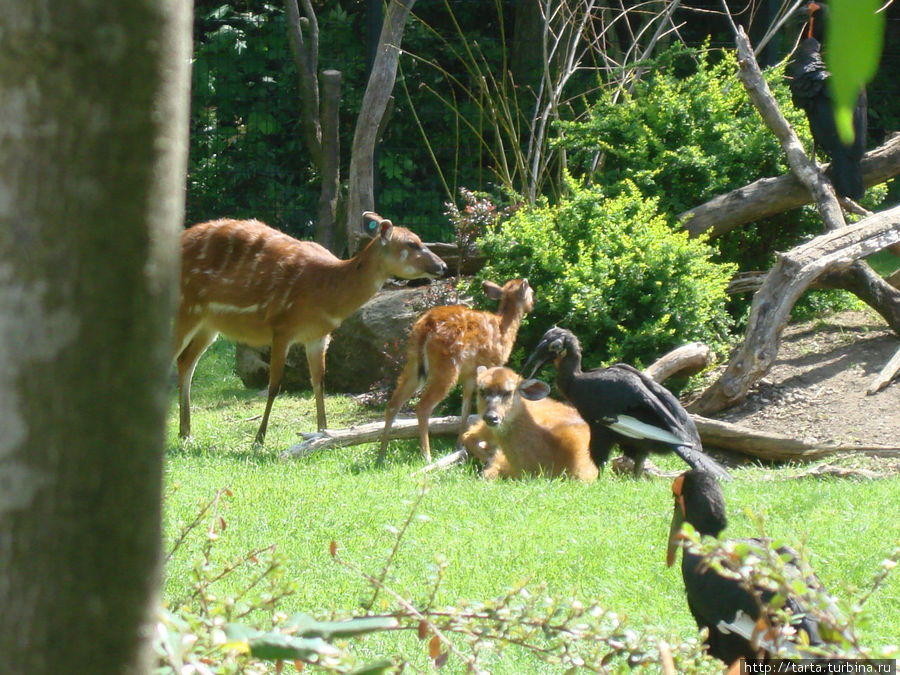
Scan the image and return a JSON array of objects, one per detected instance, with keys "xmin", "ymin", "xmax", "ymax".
[
  {"xmin": 475, "ymin": 178, "xmax": 736, "ymax": 370},
  {"xmin": 556, "ymin": 44, "xmax": 886, "ymax": 291}
]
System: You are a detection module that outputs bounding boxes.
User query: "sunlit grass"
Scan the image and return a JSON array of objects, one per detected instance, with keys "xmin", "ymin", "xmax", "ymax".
[{"xmin": 164, "ymin": 338, "xmax": 900, "ymax": 671}]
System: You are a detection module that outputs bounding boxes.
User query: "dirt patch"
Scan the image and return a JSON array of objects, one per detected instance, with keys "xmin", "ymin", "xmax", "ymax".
[{"xmin": 708, "ymin": 310, "xmax": 900, "ymax": 448}]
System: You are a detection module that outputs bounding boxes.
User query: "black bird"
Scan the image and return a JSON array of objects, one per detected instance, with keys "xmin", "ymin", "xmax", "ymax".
[
  {"xmin": 787, "ymin": 0, "xmax": 867, "ymax": 200},
  {"xmin": 667, "ymin": 470, "xmax": 834, "ymax": 664},
  {"xmin": 523, "ymin": 327, "xmax": 730, "ymax": 480}
]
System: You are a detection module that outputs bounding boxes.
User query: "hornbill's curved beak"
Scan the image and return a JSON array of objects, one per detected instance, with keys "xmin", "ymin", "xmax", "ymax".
[
  {"xmin": 666, "ymin": 474, "xmax": 687, "ymax": 567},
  {"xmin": 523, "ymin": 343, "xmax": 553, "ymax": 380},
  {"xmin": 666, "ymin": 505, "xmax": 686, "ymax": 567}
]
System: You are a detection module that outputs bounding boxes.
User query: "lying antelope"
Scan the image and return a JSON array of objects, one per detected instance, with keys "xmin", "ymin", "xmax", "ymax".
[
  {"xmin": 377, "ymin": 278, "xmax": 534, "ymax": 463},
  {"xmin": 462, "ymin": 366, "xmax": 597, "ymax": 481},
  {"xmin": 175, "ymin": 212, "xmax": 447, "ymax": 445}
]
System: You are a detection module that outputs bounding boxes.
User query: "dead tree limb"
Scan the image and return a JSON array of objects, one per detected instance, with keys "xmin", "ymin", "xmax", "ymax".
[
  {"xmin": 281, "ymin": 411, "xmax": 900, "ymax": 465},
  {"xmin": 868, "ymin": 343, "xmax": 900, "ymax": 395},
  {"xmin": 734, "ymin": 27, "xmax": 845, "ymax": 230},
  {"xmin": 281, "ymin": 415, "xmax": 479, "ymax": 459},
  {"xmin": 642, "ymin": 342, "xmax": 711, "ymax": 383},
  {"xmin": 691, "ymin": 27, "xmax": 900, "ymax": 415},
  {"xmin": 679, "ymin": 135, "xmax": 900, "ymax": 239},
  {"xmin": 694, "ymin": 416, "xmax": 900, "ymax": 462},
  {"xmin": 692, "ymin": 204, "xmax": 900, "ymax": 414}
]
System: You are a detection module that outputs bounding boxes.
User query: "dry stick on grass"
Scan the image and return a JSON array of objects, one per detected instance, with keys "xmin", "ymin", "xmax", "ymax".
[
  {"xmin": 280, "ymin": 342, "xmax": 900, "ymax": 465},
  {"xmin": 691, "ymin": 24, "xmax": 900, "ymax": 416}
]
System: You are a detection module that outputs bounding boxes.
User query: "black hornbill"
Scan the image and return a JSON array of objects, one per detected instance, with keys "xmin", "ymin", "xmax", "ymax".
[
  {"xmin": 523, "ymin": 327, "xmax": 730, "ymax": 480},
  {"xmin": 787, "ymin": 0, "xmax": 867, "ymax": 200},
  {"xmin": 667, "ymin": 470, "xmax": 834, "ymax": 663}
]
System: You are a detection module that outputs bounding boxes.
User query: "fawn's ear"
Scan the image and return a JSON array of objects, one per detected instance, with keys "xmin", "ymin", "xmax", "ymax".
[
  {"xmin": 519, "ymin": 378, "xmax": 551, "ymax": 401},
  {"xmin": 482, "ymin": 280, "xmax": 503, "ymax": 300}
]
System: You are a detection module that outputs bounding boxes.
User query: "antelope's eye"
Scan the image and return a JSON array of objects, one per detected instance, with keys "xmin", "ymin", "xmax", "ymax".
[{"xmin": 407, "ymin": 241, "xmax": 421, "ymax": 251}]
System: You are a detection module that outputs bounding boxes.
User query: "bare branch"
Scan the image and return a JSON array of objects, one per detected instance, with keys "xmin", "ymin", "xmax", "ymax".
[{"xmin": 679, "ymin": 135, "xmax": 900, "ymax": 238}]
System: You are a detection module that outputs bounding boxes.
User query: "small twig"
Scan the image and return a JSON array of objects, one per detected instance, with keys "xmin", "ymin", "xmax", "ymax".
[{"xmin": 166, "ymin": 486, "xmax": 231, "ymax": 563}]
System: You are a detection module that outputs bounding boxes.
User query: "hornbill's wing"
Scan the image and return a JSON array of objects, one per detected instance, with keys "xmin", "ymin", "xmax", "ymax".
[
  {"xmin": 606, "ymin": 364, "xmax": 699, "ymax": 444},
  {"xmin": 788, "ymin": 39, "xmax": 829, "ymax": 109},
  {"xmin": 606, "ymin": 364, "xmax": 731, "ymax": 480}
]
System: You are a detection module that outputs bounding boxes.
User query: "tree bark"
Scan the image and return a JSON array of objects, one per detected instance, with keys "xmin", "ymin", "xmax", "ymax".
[
  {"xmin": 285, "ymin": 0, "xmax": 323, "ymax": 167},
  {"xmin": 317, "ymin": 69, "xmax": 343, "ymax": 252},
  {"xmin": 679, "ymin": 135, "xmax": 900, "ymax": 239},
  {"xmin": 285, "ymin": 0, "xmax": 345, "ymax": 251},
  {"xmin": 345, "ymin": 0, "xmax": 417, "ymax": 253},
  {"xmin": 0, "ymin": 1, "xmax": 190, "ymax": 673}
]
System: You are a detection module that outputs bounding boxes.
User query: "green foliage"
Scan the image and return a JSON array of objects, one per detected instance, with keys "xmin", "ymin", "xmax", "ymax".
[
  {"xmin": 828, "ymin": 0, "xmax": 884, "ymax": 145},
  {"xmin": 476, "ymin": 178, "xmax": 736, "ymax": 368},
  {"xmin": 555, "ymin": 43, "xmax": 886, "ymax": 321},
  {"xmin": 558, "ymin": 45, "xmax": 801, "ymax": 217}
]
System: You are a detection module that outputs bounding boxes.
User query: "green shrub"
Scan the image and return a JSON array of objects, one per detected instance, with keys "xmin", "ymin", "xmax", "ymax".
[
  {"xmin": 475, "ymin": 178, "xmax": 736, "ymax": 370},
  {"xmin": 556, "ymin": 44, "xmax": 886, "ymax": 322}
]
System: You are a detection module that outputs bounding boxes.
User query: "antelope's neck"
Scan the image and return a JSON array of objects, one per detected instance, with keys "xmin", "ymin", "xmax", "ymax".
[
  {"xmin": 321, "ymin": 241, "xmax": 389, "ymax": 318},
  {"xmin": 496, "ymin": 310, "xmax": 525, "ymax": 359}
]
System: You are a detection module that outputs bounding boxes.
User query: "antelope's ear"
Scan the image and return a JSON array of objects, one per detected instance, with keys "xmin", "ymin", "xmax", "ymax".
[
  {"xmin": 378, "ymin": 219, "xmax": 394, "ymax": 244},
  {"xmin": 362, "ymin": 211, "xmax": 393, "ymax": 241},
  {"xmin": 519, "ymin": 378, "xmax": 550, "ymax": 401},
  {"xmin": 482, "ymin": 280, "xmax": 503, "ymax": 300}
]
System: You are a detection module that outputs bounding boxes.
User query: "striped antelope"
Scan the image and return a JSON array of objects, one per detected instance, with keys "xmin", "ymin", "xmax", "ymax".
[{"xmin": 175, "ymin": 212, "xmax": 447, "ymax": 444}]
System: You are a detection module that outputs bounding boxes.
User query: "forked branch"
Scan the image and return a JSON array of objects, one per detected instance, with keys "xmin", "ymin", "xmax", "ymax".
[{"xmin": 691, "ymin": 25, "xmax": 900, "ymax": 415}]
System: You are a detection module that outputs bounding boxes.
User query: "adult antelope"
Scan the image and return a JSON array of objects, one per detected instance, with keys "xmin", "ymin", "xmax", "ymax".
[
  {"xmin": 175, "ymin": 212, "xmax": 447, "ymax": 445},
  {"xmin": 377, "ymin": 278, "xmax": 534, "ymax": 463}
]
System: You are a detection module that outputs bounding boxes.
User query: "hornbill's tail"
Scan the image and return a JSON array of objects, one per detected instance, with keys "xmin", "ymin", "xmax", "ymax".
[
  {"xmin": 609, "ymin": 414, "xmax": 732, "ymax": 481},
  {"xmin": 673, "ymin": 444, "xmax": 732, "ymax": 482}
]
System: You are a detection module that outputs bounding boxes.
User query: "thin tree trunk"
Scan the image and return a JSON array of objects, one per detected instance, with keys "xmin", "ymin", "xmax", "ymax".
[
  {"xmin": 0, "ymin": 1, "xmax": 191, "ymax": 673},
  {"xmin": 345, "ymin": 0, "xmax": 416, "ymax": 253},
  {"xmin": 317, "ymin": 69, "xmax": 343, "ymax": 252}
]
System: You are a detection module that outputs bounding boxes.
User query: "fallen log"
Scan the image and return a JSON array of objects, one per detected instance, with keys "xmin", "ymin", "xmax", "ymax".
[
  {"xmin": 694, "ymin": 416, "xmax": 900, "ymax": 462},
  {"xmin": 281, "ymin": 412, "xmax": 900, "ymax": 465},
  {"xmin": 282, "ymin": 415, "xmax": 480, "ymax": 459}
]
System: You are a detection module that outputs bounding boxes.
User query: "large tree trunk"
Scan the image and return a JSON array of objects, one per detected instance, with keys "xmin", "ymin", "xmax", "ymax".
[
  {"xmin": 345, "ymin": 0, "xmax": 417, "ymax": 253},
  {"xmin": 0, "ymin": 1, "xmax": 191, "ymax": 673}
]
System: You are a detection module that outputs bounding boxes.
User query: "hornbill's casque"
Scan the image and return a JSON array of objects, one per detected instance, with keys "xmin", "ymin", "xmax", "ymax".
[
  {"xmin": 667, "ymin": 470, "xmax": 835, "ymax": 664},
  {"xmin": 787, "ymin": 0, "xmax": 867, "ymax": 200},
  {"xmin": 523, "ymin": 327, "xmax": 730, "ymax": 480}
]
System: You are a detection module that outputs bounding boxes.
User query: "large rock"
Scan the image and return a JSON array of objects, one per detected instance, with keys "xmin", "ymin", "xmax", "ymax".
[{"xmin": 235, "ymin": 285, "xmax": 443, "ymax": 394}]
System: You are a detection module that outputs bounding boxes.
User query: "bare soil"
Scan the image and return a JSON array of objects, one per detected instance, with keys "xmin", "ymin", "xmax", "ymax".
[{"xmin": 709, "ymin": 309, "xmax": 900, "ymax": 448}]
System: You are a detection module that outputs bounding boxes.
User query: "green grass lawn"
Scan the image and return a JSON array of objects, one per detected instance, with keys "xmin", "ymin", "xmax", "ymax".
[{"xmin": 163, "ymin": 338, "xmax": 900, "ymax": 673}]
